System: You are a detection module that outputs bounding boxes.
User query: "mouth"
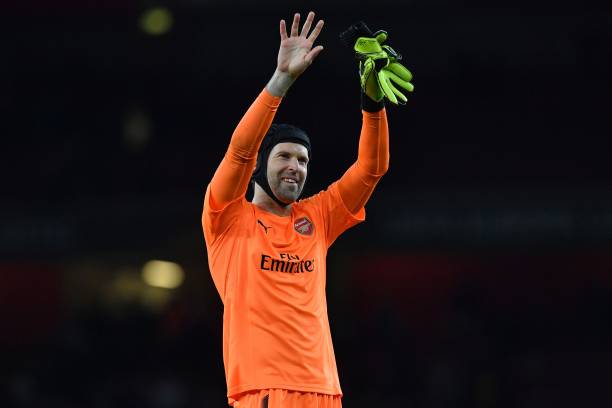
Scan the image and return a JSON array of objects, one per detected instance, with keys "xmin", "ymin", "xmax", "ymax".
[{"xmin": 281, "ymin": 177, "xmax": 298, "ymax": 185}]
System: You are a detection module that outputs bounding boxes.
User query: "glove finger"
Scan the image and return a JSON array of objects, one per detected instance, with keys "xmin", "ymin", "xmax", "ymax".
[
  {"xmin": 387, "ymin": 62, "xmax": 413, "ymax": 82},
  {"xmin": 360, "ymin": 59, "xmax": 374, "ymax": 88},
  {"xmin": 373, "ymin": 30, "xmax": 388, "ymax": 44},
  {"xmin": 386, "ymin": 76, "xmax": 408, "ymax": 103},
  {"xmin": 377, "ymin": 71, "xmax": 398, "ymax": 104},
  {"xmin": 384, "ymin": 69, "xmax": 415, "ymax": 93},
  {"xmin": 360, "ymin": 59, "xmax": 382, "ymax": 101},
  {"xmin": 354, "ymin": 37, "xmax": 384, "ymax": 55}
]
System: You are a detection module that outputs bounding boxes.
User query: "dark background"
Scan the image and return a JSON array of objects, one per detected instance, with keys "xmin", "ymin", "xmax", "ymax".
[{"xmin": 2, "ymin": 0, "xmax": 612, "ymax": 407}]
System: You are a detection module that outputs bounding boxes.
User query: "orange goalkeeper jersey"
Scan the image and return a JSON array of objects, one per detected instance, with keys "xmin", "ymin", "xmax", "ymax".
[
  {"xmin": 203, "ymin": 181, "xmax": 364, "ymax": 399},
  {"xmin": 202, "ymin": 88, "xmax": 388, "ymax": 403}
]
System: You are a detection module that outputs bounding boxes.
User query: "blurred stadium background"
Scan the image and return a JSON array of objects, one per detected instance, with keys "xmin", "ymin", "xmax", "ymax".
[{"xmin": 2, "ymin": 0, "xmax": 612, "ymax": 407}]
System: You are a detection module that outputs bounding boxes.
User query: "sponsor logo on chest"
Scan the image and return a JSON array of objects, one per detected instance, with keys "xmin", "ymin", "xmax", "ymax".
[{"xmin": 260, "ymin": 252, "xmax": 315, "ymax": 274}]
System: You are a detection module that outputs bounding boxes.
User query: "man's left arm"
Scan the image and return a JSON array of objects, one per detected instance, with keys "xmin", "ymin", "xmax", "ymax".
[
  {"xmin": 333, "ymin": 21, "xmax": 418, "ymax": 213},
  {"xmin": 336, "ymin": 107, "xmax": 389, "ymax": 214}
]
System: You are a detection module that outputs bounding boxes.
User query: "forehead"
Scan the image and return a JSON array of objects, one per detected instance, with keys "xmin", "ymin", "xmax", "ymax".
[{"xmin": 270, "ymin": 142, "xmax": 309, "ymax": 157}]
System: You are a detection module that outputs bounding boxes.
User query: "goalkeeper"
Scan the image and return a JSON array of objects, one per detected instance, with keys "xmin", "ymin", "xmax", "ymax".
[{"xmin": 202, "ymin": 11, "xmax": 413, "ymax": 408}]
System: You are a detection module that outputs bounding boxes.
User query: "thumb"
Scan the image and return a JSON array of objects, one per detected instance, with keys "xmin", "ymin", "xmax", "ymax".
[{"xmin": 305, "ymin": 45, "xmax": 324, "ymax": 65}]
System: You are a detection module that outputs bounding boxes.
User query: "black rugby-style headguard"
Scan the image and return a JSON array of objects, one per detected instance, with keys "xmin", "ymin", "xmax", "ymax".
[{"xmin": 252, "ymin": 124, "xmax": 312, "ymax": 207}]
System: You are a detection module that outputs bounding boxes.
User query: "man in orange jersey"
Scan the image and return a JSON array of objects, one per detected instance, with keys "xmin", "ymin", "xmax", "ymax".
[{"xmin": 203, "ymin": 11, "xmax": 392, "ymax": 407}]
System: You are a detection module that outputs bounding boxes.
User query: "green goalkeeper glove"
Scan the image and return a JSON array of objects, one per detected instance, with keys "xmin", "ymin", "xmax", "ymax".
[
  {"xmin": 340, "ymin": 22, "xmax": 414, "ymax": 105},
  {"xmin": 359, "ymin": 56, "xmax": 385, "ymax": 103},
  {"xmin": 376, "ymin": 45, "xmax": 414, "ymax": 105}
]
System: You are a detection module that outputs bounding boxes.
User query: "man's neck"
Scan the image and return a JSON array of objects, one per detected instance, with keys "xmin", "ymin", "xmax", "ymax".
[{"xmin": 252, "ymin": 187, "xmax": 292, "ymax": 217}]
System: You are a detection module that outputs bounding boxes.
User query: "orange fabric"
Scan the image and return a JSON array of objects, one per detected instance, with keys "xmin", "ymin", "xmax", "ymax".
[
  {"xmin": 203, "ymin": 181, "xmax": 363, "ymax": 401},
  {"xmin": 231, "ymin": 388, "xmax": 342, "ymax": 408},
  {"xmin": 337, "ymin": 109, "xmax": 389, "ymax": 214},
  {"xmin": 209, "ymin": 89, "xmax": 282, "ymax": 209},
  {"xmin": 209, "ymin": 88, "xmax": 389, "ymax": 216},
  {"xmin": 202, "ymin": 88, "xmax": 389, "ymax": 404}
]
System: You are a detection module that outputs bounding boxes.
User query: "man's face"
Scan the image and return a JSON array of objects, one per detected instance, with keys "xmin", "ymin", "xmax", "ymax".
[{"xmin": 266, "ymin": 142, "xmax": 309, "ymax": 204}]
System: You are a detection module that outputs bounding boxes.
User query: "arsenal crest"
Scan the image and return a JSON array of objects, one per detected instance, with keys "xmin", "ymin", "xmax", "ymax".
[{"xmin": 294, "ymin": 216, "xmax": 314, "ymax": 236}]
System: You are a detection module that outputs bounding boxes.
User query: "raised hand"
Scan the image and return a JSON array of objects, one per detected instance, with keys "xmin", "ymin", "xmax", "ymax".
[{"xmin": 276, "ymin": 12, "xmax": 324, "ymax": 78}]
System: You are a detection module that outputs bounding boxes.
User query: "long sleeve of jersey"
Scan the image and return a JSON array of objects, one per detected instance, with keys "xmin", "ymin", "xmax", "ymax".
[
  {"xmin": 337, "ymin": 108, "xmax": 389, "ymax": 214},
  {"xmin": 208, "ymin": 89, "xmax": 282, "ymax": 210}
]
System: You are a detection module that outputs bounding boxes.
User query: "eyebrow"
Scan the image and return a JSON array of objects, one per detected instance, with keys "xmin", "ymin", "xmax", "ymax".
[{"xmin": 275, "ymin": 151, "xmax": 309, "ymax": 160}]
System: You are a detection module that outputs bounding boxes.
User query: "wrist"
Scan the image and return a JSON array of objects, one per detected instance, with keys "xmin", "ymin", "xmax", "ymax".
[
  {"xmin": 265, "ymin": 69, "xmax": 296, "ymax": 97},
  {"xmin": 361, "ymin": 92, "xmax": 385, "ymax": 112}
]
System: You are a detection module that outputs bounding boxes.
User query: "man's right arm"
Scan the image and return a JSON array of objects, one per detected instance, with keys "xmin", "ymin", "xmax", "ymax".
[
  {"xmin": 207, "ymin": 89, "xmax": 283, "ymax": 210},
  {"xmin": 207, "ymin": 11, "xmax": 324, "ymax": 210}
]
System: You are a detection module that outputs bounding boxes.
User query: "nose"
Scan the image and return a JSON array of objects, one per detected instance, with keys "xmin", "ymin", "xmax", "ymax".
[{"xmin": 286, "ymin": 157, "xmax": 299, "ymax": 172}]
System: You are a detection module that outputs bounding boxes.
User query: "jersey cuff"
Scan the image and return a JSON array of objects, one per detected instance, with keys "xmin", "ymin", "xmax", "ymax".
[
  {"xmin": 360, "ymin": 92, "xmax": 385, "ymax": 113},
  {"xmin": 261, "ymin": 87, "xmax": 284, "ymax": 106}
]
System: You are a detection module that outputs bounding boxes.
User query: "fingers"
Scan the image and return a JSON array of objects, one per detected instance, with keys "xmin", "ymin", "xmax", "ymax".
[
  {"xmin": 378, "ymin": 72, "xmax": 398, "ymax": 104},
  {"xmin": 387, "ymin": 62, "xmax": 413, "ymax": 82},
  {"xmin": 387, "ymin": 79, "xmax": 408, "ymax": 103},
  {"xmin": 385, "ymin": 69, "xmax": 414, "ymax": 92},
  {"xmin": 285, "ymin": 11, "xmax": 323, "ymax": 40},
  {"xmin": 307, "ymin": 19, "xmax": 324, "ymax": 42},
  {"xmin": 360, "ymin": 59, "xmax": 374, "ymax": 81},
  {"xmin": 290, "ymin": 13, "xmax": 300, "ymax": 37},
  {"xmin": 304, "ymin": 45, "xmax": 324, "ymax": 65},
  {"xmin": 279, "ymin": 19, "xmax": 288, "ymax": 41},
  {"xmin": 300, "ymin": 11, "xmax": 314, "ymax": 37},
  {"xmin": 378, "ymin": 68, "xmax": 414, "ymax": 104}
]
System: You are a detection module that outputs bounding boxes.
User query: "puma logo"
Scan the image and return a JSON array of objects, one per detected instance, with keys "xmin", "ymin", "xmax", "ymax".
[{"xmin": 257, "ymin": 219, "xmax": 271, "ymax": 234}]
